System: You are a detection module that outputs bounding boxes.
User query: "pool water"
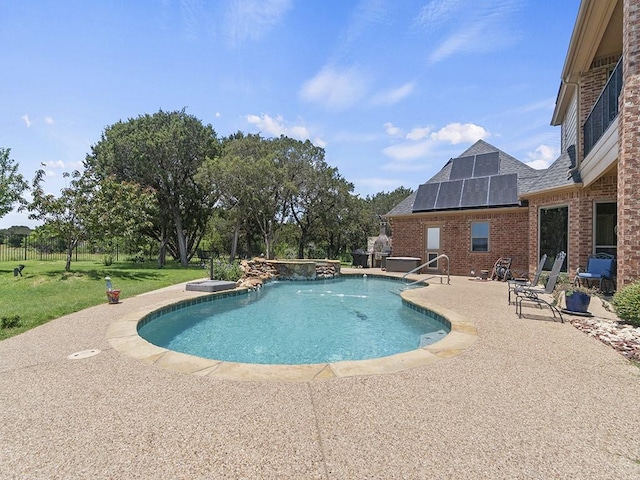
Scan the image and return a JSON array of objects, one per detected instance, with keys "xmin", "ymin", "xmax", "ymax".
[{"xmin": 138, "ymin": 276, "xmax": 449, "ymax": 365}]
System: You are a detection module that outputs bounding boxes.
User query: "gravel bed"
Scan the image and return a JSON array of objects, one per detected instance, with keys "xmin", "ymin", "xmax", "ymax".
[{"xmin": 569, "ymin": 315, "xmax": 640, "ymax": 361}]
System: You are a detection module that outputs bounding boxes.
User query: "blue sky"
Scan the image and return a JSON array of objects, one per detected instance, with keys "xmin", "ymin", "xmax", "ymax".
[{"xmin": 0, "ymin": 0, "xmax": 580, "ymax": 228}]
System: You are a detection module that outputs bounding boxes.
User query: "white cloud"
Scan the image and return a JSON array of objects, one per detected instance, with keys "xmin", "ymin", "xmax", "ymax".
[
  {"xmin": 225, "ymin": 0, "xmax": 292, "ymax": 46},
  {"xmin": 384, "ymin": 122, "xmax": 402, "ymax": 137},
  {"xmin": 180, "ymin": 0, "xmax": 203, "ymax": 39},
  {"xmin": 415, "ymin": 0, "xmax": 464, "ymax": 28},
  {"xmin": 371, "ymin": 82, "xmax": 415, "ymax": 106},
  {"xmin": 514, "ymin": 98, "xmax": 555, "ymax": 115},
  {"xmin": 430, "ymin": 122, "xmax": 488, "ymax": 144},
  {"xmin": 287, "ymin": 124, "xmax": 311, "ymax": 140},
  {"xmin": 428, "ymin": 25, "xmax": 483, "ymax": 64},
  {"xmin": 313, "ymin": 137, "xmax": 327, "ymax": 148},
  {"xmin": 300, "ymin": 66, "xmax": 370, "ymax": 110},
  {"xmin": 246, "ymin": 113, "xmax": 293, "ymax": 136},
  {"xmin": 214, "ymin": 112, "xmax": 221, "ymax": 118},
  {"xmin": 383, "ymin": 122, "xmax": 488, "ymax": 162},
  {"xmin": 406, "ymin": 126, "xmax": 431, "ymax": 141},
  {"xmin": 245, "ymin": 113, "xmax": 326, "ymax": 147},
  {"xmin": 22, "ymin": 114, "xmax": 31, "ymax": 127},
  {"xmin": 383, "ymin": 140, "xmax": 433, "ymax": 161},
  {"xmin": 44, "ymin": 116, "xmax": 54, "ymax": 125},
  {"xmin": 525, "ymin": 144, "xmax": 558, "ymax": 169},
  {"xmin": 41, "ymin": 160, "xmax": 84, "ymax": 176},
  {"xmin": 354, "ymin": 176, "xmax": 407, "ymax": 193},
  {"xmin": 45, "ymin": 160, "xmax": 65, "ymax": 169},
  {"xmin": 418, "ymin": 0, "xmax": 523, "ymax": 64},
  {"xmin": 343, "ymin": 0, "xmax": 389, "ymax": 47}
]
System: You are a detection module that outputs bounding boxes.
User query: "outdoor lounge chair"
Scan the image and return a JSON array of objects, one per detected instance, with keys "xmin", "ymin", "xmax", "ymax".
[
  {"xmin": 575, "ymin": 253, "xmax": 615, "ymax": 293},
  {"xmin": 514, "ymin": 251, "xmax": 566, "ymax": 322},
  {"xmin": 507, "ymin": 254, "xmax": 547, "ymax": 304}
]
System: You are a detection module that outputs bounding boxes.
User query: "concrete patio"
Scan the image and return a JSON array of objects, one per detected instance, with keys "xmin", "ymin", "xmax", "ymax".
[{"xmin": 1, "ymin": 269, "xmax": 639, "ymax": 478}]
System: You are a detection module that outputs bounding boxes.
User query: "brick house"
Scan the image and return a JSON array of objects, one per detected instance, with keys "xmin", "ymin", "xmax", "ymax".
[
  {"xmin": 387, "ymin": 0, "xmax": 638, "ymax": 291},
  {"xmin": 386, "ymin": 140, "xmax": 541, "ymax": 277}
]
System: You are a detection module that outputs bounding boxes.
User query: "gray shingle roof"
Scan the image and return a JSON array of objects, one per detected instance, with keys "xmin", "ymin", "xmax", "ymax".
[
  {"xmin": 523, "ymin": 146, "xmax": 581, "ymax": 194},
  {"xmin": 386, "ymin": 140, "xmax": 545, "ymax": 216}
]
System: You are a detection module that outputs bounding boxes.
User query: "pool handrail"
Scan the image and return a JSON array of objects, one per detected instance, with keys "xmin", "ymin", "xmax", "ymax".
[{"xmin": 401, "ymin": 254, "xmax": 450, "ymax": 286}]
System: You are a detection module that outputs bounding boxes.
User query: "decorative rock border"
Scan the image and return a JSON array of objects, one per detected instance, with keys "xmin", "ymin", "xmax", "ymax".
[{"xmin": 569, "ymin": 316, "xmax": 640, "ymax": 361}]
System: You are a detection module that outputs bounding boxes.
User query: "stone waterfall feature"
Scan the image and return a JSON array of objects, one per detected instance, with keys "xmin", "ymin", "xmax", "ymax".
[{"xmin": 236, "ymin": 258, "xmax": 341, "ymax": 289}]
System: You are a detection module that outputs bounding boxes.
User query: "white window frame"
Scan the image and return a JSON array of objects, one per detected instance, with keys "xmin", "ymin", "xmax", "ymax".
[{"xmin": 471, "ymin": 221, "xmax": 489, "ymax": 252}]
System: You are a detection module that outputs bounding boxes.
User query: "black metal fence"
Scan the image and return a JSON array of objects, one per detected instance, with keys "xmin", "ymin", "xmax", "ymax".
[
  {"xmin": 0, "ymin": 234, "xmax": 124, "ymax": 263},
  {"xmin": 583, "ymin": 57, "xmax": 623, "ymax": 158}
]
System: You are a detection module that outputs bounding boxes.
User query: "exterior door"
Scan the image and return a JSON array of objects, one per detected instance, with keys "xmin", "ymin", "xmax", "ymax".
[
  {"xmin": 425, "ymin": 226, "xmax": 441, "ymax": 270},
  {"xmin": 594, "ymin": 202, "xmax": 617, "ymax": 257}
]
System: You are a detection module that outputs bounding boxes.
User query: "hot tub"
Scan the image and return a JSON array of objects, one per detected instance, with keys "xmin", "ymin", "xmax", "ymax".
[{"xmin": 385, "ymin": 257, "xmax": 422, "ymax": 272}]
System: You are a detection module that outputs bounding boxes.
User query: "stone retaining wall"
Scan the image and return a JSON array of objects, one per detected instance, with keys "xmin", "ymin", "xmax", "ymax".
[{"xmin": 237, "ymin": 258, "xmax": 340, "ymax": 288}]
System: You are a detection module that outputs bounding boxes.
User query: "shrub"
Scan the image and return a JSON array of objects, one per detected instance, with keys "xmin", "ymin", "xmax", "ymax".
[
  {"xmin": 1, "ymin": 315, "xmax": 21, "ymax": 329},
  {"xmin": 210, "ymin": 258, "xmax": 243, "ymax": 282},
  {"xmin": 339, "ymin": 252, "xmax": 353, "ymax": 265},
  {"xmin": 273, "ymin": 244, "xmax": 297, "ymax": 259},
  {"xmin": 612, "ymin": 281, "xmax": 640, "ymax": 326},
  {"xmin": 103, "ymin": 254, "xmax": 114, "ymax": 266}
]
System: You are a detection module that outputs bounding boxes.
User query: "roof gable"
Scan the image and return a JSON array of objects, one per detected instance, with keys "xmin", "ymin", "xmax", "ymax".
[{"xmin": 386, "ymin": 140, "xmax": 544, "ymax": 216}]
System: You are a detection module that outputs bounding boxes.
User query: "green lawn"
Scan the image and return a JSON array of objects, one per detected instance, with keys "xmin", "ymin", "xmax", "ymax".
[{"xmin": 0, "ymin": 260, "xmax": 208, "ymax": 340}]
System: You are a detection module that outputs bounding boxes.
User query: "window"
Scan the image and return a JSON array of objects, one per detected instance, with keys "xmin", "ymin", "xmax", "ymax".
[
  {"xmin": 595, "ymin": 202, "xmax": 617, "ymax": 257},
  {"xmin": 539, "ymin": 206, "xmax": 568, "ymax": 272},
  {"xmin": 425, "ymin": 226, "xmax": 441, "ymax": 269},
  {"xmin": 471, "ymin": 222, "xmax": 489, "ymax": 252}
]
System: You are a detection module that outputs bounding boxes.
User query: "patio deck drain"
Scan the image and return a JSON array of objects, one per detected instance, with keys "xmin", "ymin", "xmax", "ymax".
[{"xmin": 67, "ymin": 349, "xmax": 101, "ymax": 360}]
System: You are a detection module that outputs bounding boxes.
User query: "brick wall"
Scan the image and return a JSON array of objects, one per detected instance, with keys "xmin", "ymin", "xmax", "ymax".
[
  {"xmin": 526, "ymin": 174, "xmax": 617, "ymax": 278},
  {"xmin": 618, "ymin": 0, "xmax": 640, "ymax": 288},
  {"xmin": 388, "ymin": 208, "xmax": 529, "ymax": 276}
]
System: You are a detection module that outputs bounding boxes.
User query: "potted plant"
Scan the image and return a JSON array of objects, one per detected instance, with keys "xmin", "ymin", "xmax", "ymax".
[{"xmin": 553, "ymin": 274, "xmax": 599, "ymax": 314}]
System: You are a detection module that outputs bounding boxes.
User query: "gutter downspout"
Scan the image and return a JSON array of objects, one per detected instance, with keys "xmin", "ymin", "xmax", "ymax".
[{"xmin": 563, "ymin": 77, "xmax": 581, "ymax": 179}]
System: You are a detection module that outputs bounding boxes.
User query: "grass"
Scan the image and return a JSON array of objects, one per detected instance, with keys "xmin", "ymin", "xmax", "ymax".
[{"xmin": 0, "ymin": 259, "xmax": 208, "ymax": 341}]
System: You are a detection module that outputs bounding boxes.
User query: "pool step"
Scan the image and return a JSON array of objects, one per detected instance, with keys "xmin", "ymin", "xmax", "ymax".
[{"xmin": 390, "ymin": 282, "xmax": 429, "ymax": 296}]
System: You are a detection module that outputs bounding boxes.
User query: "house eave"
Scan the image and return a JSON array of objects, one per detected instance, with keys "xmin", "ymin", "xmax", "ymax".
[
  {"xmin": 551, "ymin": 0, "xmax": 618, "ymax": 124},
  {"xmin": 520, "ymin": 183, "xmax": 583, "ymax": 200},
  {"xmin": 387, "ymin": 205, "xmax": 528, "ymax": 220}
]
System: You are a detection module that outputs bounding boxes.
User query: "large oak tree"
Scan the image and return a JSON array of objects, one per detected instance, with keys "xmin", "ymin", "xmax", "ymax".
[{"xmin": 86, "ymin": 110, "xmax": 220, "ymax": 266}]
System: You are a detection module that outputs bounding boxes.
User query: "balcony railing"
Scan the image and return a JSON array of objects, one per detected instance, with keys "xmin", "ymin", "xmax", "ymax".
[{"xmin": 583, "ymin": 57, "xmax": 623, "ymax": 157}]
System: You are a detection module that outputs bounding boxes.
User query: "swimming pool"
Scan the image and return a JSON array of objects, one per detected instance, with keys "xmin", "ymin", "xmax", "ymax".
[{"xmin": 138, "ymin": 276, "xmax": 449, "ymax": 365}]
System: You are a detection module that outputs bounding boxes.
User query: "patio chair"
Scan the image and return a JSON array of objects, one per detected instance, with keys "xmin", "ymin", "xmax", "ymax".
[
  {"xmin": 575, "ymin": 253, "xmax": 615, "ymax": 293},
  {"xmin": 514, "ymin": 251, "xmax": 566, "ymax": 322},
  {"xmin": 507, "ymin": 254, "xmax": 547, "ymax": 304}
]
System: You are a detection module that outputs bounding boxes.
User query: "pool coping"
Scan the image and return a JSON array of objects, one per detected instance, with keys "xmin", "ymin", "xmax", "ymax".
[{"xmin": 106, "ymin": 272, "xmax": 478, "ymax": 382}]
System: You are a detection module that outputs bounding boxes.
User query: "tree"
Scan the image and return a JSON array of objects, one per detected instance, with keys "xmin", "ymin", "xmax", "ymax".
[
  {"xmin": 86, "ymin": 109, "xmax": 220, "ymax": 266},
  {"xmin": 363, "ymin": 187, "xmax": 414, "ymax": 237},
  {"xmin": 28, "ymin": 169, "xmax": 89, "ymax": 271},
  {"xmin": 197, "ymin": 133, "xmax": 289, "ymax": 260},
  {"xmin": 81, "ymin": 172, "xmax": 157, "ymax": 259},
  {"xmin": 283, "ymin": 138, "xmax": 354, "ymax": 258},
  {"xmin": 28, "ymin": 168, "xmax": 155, "ymax": 271},
  {"xmin": 0, "ymin": 147, "xmax": 28, "ymax": 218}
]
